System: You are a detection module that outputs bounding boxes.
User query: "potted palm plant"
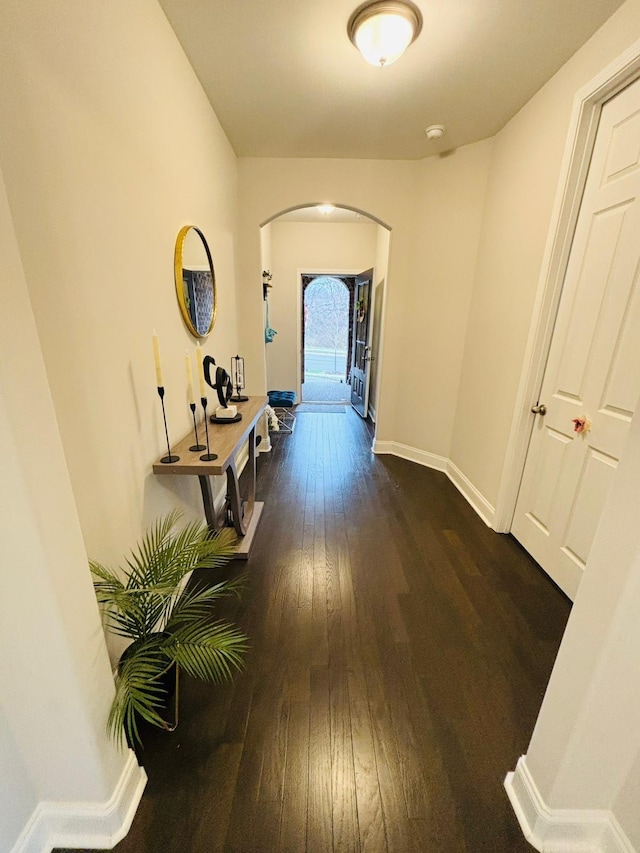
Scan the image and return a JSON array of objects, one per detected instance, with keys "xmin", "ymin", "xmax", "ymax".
[{"xmin": 91, "ymin": 509, "xmax": 248, "ymax": 746}]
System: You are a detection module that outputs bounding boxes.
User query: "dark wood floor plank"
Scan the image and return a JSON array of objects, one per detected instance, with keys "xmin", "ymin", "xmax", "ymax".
[
  {"xmin": 189, "ymin": 742, "xmax": 243, "ymax": 853},
  {"xmin": 369, "ymin": 698, "xmax": 419, "ymax": 853},
  {"xmin": 311, "ymin": 523, "xmax": 329, "ymax": 669},
  {"xmin": 385, "ymin": 674, "xmax": 431, "ymax": 820},
  {"xmin": 279, "ymin": 700, "xmax": 310, "ymax": 852},
  {"xmin": 307, "ymin": 665, "xmax": 334, "ymax": 853},
  {"xmin": 257, "ymin": 695, "xmax": 290, "ymax": 803},
  {"xmin": 325, "ymin": 511, "xmax": 347, "ymax": 671},
  {"xmin": 68, "ymin": 408, "xmax": 571, "ymax": 853},
  {"xmin": 347, "ymin": 666, "xmax": 388, "ymax": 853},
  {"xmin": 329, "ymin": 666, "xmax": 359, "ymax": 853},
  {"xmin": 248, "ymin": 798, "xmax": 283, "ymax": 853}
]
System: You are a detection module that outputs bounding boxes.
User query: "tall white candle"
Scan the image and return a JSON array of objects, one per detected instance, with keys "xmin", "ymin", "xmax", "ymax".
[
  {"xmin": 196, "ymin": 343, "xmax": 206, "ymax": 397},
  {"xmin": 152, "ymin": 330, "xmax": 163, "ymax": 387},
  {"xmin": 185, "ymin": 351, "xmax": 195, "ymax": 403}
]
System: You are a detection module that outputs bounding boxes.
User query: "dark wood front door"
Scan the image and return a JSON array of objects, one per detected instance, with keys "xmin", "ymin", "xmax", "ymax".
[{"xmin": 350, "ymin": 268, "xmax": 374, "ymax": 418}]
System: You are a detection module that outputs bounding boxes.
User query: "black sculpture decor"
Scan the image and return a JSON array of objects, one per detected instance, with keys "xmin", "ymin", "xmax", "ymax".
[{"xmin": 204, "ymin": 356, "xmax": 242, "ymax": 424}]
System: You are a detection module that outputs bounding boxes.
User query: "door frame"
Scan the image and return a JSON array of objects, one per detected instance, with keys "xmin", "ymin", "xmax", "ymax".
[
  {"xmin": 296, "ymin": 267, "xmax": 368, "ymax": 402},
  {"xmin": 494, "ymin": 37, "xmax": 640, "ymax": 533},
  {"xmin": 301, "ymin": 273, "xmax": 356, "ymax": 393}
]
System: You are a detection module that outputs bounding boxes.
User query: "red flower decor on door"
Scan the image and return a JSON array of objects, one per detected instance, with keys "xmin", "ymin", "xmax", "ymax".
[{"xmin": 572, "ymin": 416, "xmax": 592, "ymax": 434}]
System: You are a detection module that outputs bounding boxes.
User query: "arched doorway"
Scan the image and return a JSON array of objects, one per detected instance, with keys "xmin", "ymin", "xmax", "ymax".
[{"xmin": 260, "ymin": 203, "xmax": 390, "ymax": 428}]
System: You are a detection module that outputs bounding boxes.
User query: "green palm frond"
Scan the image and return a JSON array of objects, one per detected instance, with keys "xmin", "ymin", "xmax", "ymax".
[
  {"xmin": 163, "ymin": 620, "xmax": 249, "ymax": 683},
  {"xmin": 91, "ymin": 560, "xmax": 149, "ymax": 640},
  {"xmin": 91, "ymin": 511, "xmax": 248, "ymax": 745},
  {"xmin": 108, "ymin": 642, "xmax": 174, "ymax": 747},
  {"xmin": 165, "ymin": 574, "xmax": 246, "ymax": 629},
  {"xmin": 126, "ymin": 516, "xmax": 236, "ymax": 590},
  {"xmin": 92, "ymin": 512, "xmax": 238, "ymax": 638},
  {"xmin": 124, "ymin": 510, "xmax": 181, "ymax": 588}
]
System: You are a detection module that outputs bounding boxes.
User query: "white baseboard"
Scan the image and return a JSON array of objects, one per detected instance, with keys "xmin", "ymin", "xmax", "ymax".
[
  {"xmin": 446, "ymin": 460, "xmax": 495, "ymax": 527},
  {"xmin": 372, "ymin": 440, "xmax": 494, "ymax": 528},
  {"xmin": 13, "ymin": 751, "xmax": 147, "ymax": 853},
  {"xmin": 505, "ymin": 756, "xmax": 635, "ymax": 853},
  {"xmin": 372, "ymin": 439, "xmax": 448, "ymax": 471}
]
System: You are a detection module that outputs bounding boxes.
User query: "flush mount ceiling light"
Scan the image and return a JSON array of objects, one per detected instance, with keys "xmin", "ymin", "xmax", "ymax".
[
  {"xmin": 317, "ymin": 204, "xmax": 335, "ymax": 215},
  {"xmin": 425, "ymin": 124, "xmax": 446, "ymax": 140},
  {"xmin": 348, "ymin": 0, "xmax": 423, "ymax": 68}
]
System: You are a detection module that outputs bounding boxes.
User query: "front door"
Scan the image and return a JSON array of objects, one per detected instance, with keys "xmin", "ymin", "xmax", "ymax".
[
  {"xmin": 350, "ymin": 268, "xmax": 375, "ymax": 418},
  {"xmin": 512, "ymin": 77, "xmax": 640, "ymax": 600}
]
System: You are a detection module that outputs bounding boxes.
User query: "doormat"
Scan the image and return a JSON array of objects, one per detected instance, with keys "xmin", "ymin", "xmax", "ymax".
[{"xmin": 296, "ymin": 404, "xmax": 346, "ymax": 413}]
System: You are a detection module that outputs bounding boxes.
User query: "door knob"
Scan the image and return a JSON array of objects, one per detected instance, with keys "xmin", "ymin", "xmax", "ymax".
[{"xmin": 531, "ymin": 403, "xmax": 547, "ymax": 416}]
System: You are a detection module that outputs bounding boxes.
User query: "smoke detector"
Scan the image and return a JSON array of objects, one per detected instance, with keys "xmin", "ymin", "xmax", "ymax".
[{"xmin": 425, "ymin": 125, "xmax": 446, "ymax": 140}]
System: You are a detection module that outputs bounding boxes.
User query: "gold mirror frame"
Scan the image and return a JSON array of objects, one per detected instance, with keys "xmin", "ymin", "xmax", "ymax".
[{"xmin": 174, "ymin": 225, "xmax": 217, "ymax": 338}]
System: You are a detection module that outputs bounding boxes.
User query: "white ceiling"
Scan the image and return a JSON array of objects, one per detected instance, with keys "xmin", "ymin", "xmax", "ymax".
[{"xmin": 158, "ymin": 0, "xmax": 625, "ymax": 161}]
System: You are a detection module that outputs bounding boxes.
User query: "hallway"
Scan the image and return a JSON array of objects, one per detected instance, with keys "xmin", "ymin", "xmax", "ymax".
[{"xmin": 88, "ymin": 408, "xmax": 570, "ymax": 852}]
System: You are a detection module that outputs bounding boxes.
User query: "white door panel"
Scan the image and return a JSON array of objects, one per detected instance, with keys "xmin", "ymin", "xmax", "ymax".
[{"xmin": 512, "ymin": 77, "xmax": 640, "ymax": 599}]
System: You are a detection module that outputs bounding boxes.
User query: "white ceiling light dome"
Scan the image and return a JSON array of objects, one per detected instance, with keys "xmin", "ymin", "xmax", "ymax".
[
  {"xmin": 425, "ymin": 124, "xmax": 446, "ymax": 140},
  {"xmin": 348, "ymin": 1, "xmax": 423, "ymax": 68}
]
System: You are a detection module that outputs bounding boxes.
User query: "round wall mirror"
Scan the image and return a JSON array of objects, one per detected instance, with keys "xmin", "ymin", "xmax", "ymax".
[{"xmin": 174, "ymin": 225, "xmax": 216, "ymax": 338}]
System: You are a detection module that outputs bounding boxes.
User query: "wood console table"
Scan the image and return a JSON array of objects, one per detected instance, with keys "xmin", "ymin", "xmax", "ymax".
[{"xmin": 153, "ymin": 396, "xmax": 267, "ymax": 559}]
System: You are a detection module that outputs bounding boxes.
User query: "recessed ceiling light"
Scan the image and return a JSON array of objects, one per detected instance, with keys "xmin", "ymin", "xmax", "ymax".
[
  {"xmin": 348, "ymin": 1, "xmax": 423, "ymax": 68},
  {"xmin": 317, "ymin": 204, "xmax": 335, "ymax": 215},
  {"xmin": 425, "ymin": 124, "xmax": 446, "ymax": 140}
]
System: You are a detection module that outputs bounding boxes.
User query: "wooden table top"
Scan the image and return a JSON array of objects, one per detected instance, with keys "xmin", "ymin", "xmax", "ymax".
[{"xmin": 152, "ymin": 396, "xmax": 267, "ymax": 476}]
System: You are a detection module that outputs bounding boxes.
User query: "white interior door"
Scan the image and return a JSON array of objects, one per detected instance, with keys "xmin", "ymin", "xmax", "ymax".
[{"xmin": 512, "ymin": 76, "xmax": 640, "ymax": 600}]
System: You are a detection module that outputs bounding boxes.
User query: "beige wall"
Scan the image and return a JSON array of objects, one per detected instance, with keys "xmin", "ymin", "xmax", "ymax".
[
  {"xmin": 238, "ymin": 142, "xmax": 492, "ymax": 454},
  {"xmin": 403, "ymin": 141, "xmax": 492, "ymax": 456},
  {"xmin": 265, "ymin": 220, "xmax": 378, "ymax": 393},
  {"xmin": 0, "ymin": 0, "xmax": 240, "ymax": 582},
  {"xmin": 614, "ymin": 748, "xmax": 640, "ymax": 847},
  {"xmin": 3, "ymin": 0, "xmax": 640, "ymax": 846},
  {"xmin": 0, "ymin": 164, "xmax": 135, "ymax": 850},
  {"xmin": 237, "ymin": 158, "xmax": 418, "ymax": 449},
  {"xmin": 450, "ymin": 0, "xmax": 640, "ymax": 509},
  {"xmin": 0, "ymin": 0, "xmax": 241, "ymax": 840}
]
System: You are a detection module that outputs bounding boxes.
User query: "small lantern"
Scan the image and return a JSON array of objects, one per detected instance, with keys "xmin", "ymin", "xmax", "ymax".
[
  {"xmin": 231, "ymin": 354, "xmax": 248, "ymax": 402},
  {"xmin": 262, "ymin": 270, "xmax": 273, "ymax": 300}
]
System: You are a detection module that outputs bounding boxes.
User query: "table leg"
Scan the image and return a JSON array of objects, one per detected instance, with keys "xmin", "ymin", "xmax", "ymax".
[
  {"xmin": 225, "ymin": 424, "xmax": 258, "ymax": 537},
  {"xmin": 198, "ymin": 475, "xmax": 218, "ymax": 533}
]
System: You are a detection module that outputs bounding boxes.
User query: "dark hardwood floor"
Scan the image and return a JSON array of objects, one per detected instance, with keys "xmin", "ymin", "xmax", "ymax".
[{"xmin": 66, "ymin": 408, "xmax": 571, "ymax": 852}]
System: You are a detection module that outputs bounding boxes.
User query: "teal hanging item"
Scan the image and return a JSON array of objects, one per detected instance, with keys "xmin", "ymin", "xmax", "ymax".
[{"xmin": 265, "ymin": 298, "xmax": 277, "ymax": 344}]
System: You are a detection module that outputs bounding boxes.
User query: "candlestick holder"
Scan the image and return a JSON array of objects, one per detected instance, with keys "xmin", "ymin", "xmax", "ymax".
[
  {"xmin": 199, "ymin": 396, "xmax": 218, "ymax": 462},
  {"xmin": 188, "ymin": 402, "xmax": 205, "ymax": 452},
  {"xmin": 157, "ymin": 387, "xmax": 179, "ymax": 464}
]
